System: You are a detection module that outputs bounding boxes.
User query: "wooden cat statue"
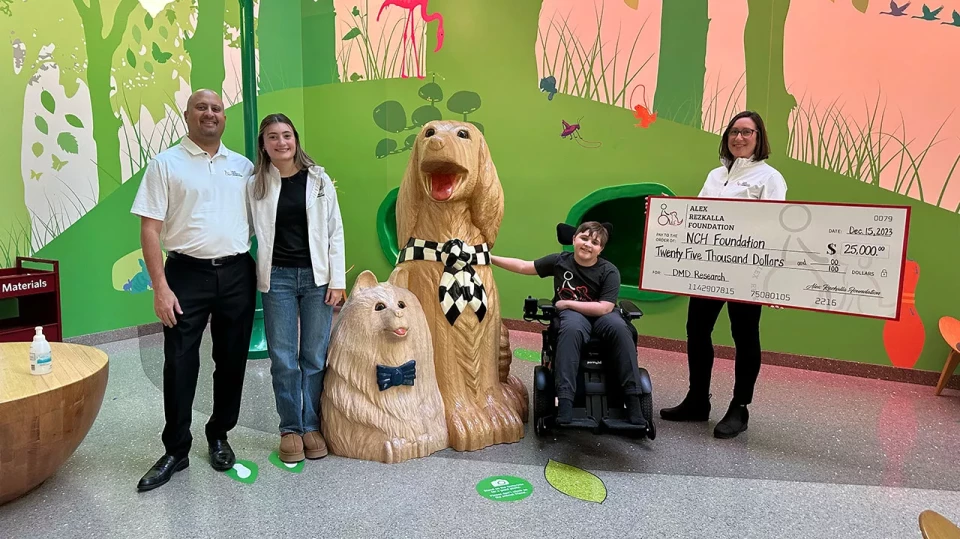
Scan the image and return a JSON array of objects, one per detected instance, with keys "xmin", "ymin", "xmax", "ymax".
[{"xmin": 321, "ymin": 267, "xmax": 448, "ymax": 464}]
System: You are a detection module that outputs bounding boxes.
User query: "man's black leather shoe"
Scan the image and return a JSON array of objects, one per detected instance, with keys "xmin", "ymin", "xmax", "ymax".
[
  {"xmin": 137, "ymin": 455, "xmax": 189, "ymax": 492},
  {"xmin": 209, "ymin": 439, "xmax": 236, "ymax": 471}
]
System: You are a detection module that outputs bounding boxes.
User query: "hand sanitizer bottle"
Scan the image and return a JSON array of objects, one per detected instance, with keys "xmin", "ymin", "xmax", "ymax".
[{"xmin": 30, "ymin": 326, "xmax": 52, "ymax": 375}]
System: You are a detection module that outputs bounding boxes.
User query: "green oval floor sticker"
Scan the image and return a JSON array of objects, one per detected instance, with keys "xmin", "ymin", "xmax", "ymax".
[{"xmin": 476, "ymin": 475, "xmax": 533, "ymax": 502}]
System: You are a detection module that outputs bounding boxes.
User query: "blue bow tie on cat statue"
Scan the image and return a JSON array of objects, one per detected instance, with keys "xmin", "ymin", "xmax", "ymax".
[{"xmin": 377, "ymin": 359, "xmax": 417, "ymax": 391}]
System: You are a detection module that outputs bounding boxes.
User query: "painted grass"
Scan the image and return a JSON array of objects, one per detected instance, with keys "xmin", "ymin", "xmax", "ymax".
[
  {"xmin": 787, "ymin": 90, "xmax": 960, "ymax": 210},
  {"xmin": 337, "ymin": 0, "xmax": 427, "ymax": 82},
  {"xmin": 537, "ymin": 2, "xmax": 654, "ymax": 108}
]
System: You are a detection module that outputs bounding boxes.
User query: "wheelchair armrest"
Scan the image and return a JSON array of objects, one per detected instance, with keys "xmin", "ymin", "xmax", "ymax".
[
  {"xmin": 523, "ymin": 296, "xmax": 557, "ymax": 322},
  {"xmin": 619, "ymin": 300, "xmax": 643, "ymax": 320},
  {"xmin": 539, "ymin": 300, "xmax": 556, "ymax": 318}
]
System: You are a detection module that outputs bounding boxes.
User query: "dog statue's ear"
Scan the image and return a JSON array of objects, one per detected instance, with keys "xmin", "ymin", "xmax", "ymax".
[
  {"xmin": 396, "ymin": 127, "xmax": 425, "ymax": 249},
  {"xmin": 351, "ymin": 270, "xmax": 380, "ymax": 296},
  {"xmin": 469, "ymin": 128, "xmax": 504, "ymax": 247},
  {"xmin": 387, "ymin": 265, "xmax": 409, "ymax": 289}
]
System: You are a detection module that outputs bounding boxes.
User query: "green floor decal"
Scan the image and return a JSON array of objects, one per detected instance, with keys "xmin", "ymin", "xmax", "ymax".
[
  {"xmin": 513, "ymin": 348, "xmax": 541, "ymax": 362},
  {"xmin": 269, "ymin": 451, "xmax": 305, "ymax": 473},
  {"xmin": 544, "ymin": 459, "xmax": 606, "ymax": 503},
  {"xmin": 225, "ymin": 460, "xmax": 259, "ymax": 485},
  {"xmin": 476, "ymin": 475, "xmax": 534, "ymax": 502}
]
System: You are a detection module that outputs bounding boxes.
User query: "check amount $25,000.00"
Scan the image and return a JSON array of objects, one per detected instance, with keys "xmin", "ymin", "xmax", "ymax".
[{"xmin": 638, "ymin": 197, "xmax": 910, "ymax": 320}]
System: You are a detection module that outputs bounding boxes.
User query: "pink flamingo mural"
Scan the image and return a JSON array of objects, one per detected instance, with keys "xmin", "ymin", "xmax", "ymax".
[{"xmin": 377, "ymin": 0, "xmax": 445, "ymax": 79}]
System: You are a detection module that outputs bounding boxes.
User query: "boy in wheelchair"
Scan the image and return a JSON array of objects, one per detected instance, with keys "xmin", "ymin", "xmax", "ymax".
[{"xmin": 491, "ymin": 221, "xmax": 646, "ymax": 428}]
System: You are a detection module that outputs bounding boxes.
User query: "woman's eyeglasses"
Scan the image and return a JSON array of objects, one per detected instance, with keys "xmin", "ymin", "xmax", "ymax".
[{"xmin": 729, "ymin": 128, "xmax": 757, "ymax": 138}]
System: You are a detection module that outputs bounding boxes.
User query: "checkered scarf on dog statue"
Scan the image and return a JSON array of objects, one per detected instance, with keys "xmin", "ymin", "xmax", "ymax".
[{"xmin": 397, "ymin": 237, "xmax": 490, "ymax": 325}]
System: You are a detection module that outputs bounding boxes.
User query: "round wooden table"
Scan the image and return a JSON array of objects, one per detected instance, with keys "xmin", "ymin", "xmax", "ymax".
[{"xmin": 0, "ymin": 342, "xmax": 109, "ymax": 505}]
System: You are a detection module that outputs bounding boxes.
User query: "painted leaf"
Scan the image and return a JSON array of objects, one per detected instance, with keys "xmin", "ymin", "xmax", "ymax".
[
  {"xmin": 352, "ymin": 6, "xmax": 360, "ymax": 16},
  {"xmin": 65, "ymin": 114, "xmax": 84, "ymax": 129},
  {"xmin": 375, "ymin": 138, "xmax": 398, "ymax": 158},
  {"xmin": 159, "ymin": 25, "xmax": 169, "ymax": 39},
  {"xmin": 623, "ymin": 0, "xmax": 639, "ymax": 8},
  {"xmin": 165, "ymin": 8, "xmax": 177, "ymax": 24},
  {"xmin": 852, "ymin": 0, "xmax": 869, "ymax": 13},
  {"xmin": 132, "ymin": 25, "xmax": 142, "ymax": 43},
  {"xmin": 144, "ymin": 62, "xmax": 154, "ymax": 74},
  {"xmin": 56, "ymin": 132, "xmax": 79, "ymax": 155},
  {"xmin": 35, "ymin": 115, "xmax": 48, "ymax": 135},
  {"xmin": 544, "ymin": 459, "xmax": 607, "ymax": 503},
  {"xmin": 151, "ymin": 43, "xmax": 172, "ymax": 63},
  {"xmin": 373, "ymin": 100, "xmax": 408, "ymax": 133},
  {"xmin": 126, "ymin": 48, "xmax": 137, "ymax": 68},
  {"xmin": 144, "ymin": 13, "xmax": 154, "ymax": 30},
  {"xmin": 40, "ymin": 90, "xmax": 56, "ymax": 114},
  {"xmin": 342, "ymin": 27, "xmax": 362, "ymax": 40},
  {"xmin": 31, "ymin": 142, "xmax": 44, "ymax": 158},
  {"xmin": 513, "ymin": 348, "xmax": 540, "ymax": 362}
]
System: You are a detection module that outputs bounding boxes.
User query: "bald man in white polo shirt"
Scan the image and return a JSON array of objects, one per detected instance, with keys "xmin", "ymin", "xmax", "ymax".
[{"xmin": 131, "ymin": 89, "xmax": 256, "ymax": 491}]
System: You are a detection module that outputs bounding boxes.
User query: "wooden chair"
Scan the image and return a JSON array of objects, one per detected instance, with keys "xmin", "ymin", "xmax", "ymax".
[
  {"xmin": 935, "ymin": 317, "xmax": 960, "ymax": 396},
  {"xmin": 920, "ymin": 510, "xmax": 960, "ymax": 539}
]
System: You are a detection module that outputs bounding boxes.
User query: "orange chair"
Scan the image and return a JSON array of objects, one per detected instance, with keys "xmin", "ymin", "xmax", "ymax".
[
  {"xmin": 935, "ymin": 317, "xmax": 960, "ymax": 396},
  {"xmin": 919, "ymin": 509, "xmax": 960, "ymax": 539}
]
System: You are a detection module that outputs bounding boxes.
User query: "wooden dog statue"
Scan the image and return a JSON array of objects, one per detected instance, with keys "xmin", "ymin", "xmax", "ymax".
[
  {"xmin": 321, "ymin": 268, "xmax": 448, "ymax": 463},
  {"xmin": 395, "ymin": 120, "xmax": 528, "ymax": 452}
]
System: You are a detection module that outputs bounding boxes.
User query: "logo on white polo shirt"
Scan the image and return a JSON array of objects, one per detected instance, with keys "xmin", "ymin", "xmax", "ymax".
[{"xmin": 224, "ymin": 170, "xmax": 244, "ymax": 178}]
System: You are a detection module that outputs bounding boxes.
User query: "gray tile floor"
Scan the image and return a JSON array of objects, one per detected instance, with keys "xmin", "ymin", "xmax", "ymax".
[{"xmin": 3, "ymin": 329, "xmax": 960, "ymax": 538}]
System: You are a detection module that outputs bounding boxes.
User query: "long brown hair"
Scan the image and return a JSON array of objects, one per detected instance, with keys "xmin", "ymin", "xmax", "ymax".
[
  {"xmin": 719, "ymin": 110, "xmax": 771, "ymax": 166},
  {"xmin": 252, "ymin": 113, "xmax": 316, "ymax": 200}
]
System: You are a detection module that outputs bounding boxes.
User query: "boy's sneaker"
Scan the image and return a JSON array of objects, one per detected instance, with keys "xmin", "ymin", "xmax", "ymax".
[
  {"xmin": 557, "ymin": 398, "xmax": 574, "ymax": 425},
  {"xmin": 660, "ymin": 392, "xmax": 711, "ymax": 421},
  {"xmin": 625, "ymin": 395, "xmax": 647, "ymax": 427}
]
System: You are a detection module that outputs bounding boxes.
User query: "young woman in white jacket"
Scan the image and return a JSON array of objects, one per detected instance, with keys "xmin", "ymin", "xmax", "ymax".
[
  {"xmin": 659, "ymin": 110, "xmax": 787, "ymax": 440},
  {"xmin": 248, "ymin": 113, "xmax": 345, "ymax": 463}
]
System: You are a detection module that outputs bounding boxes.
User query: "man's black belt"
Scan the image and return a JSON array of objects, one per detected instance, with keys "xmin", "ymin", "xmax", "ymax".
[{"xmin": 167, "ymin": 251, "xmax": 246, "ymax": 267}]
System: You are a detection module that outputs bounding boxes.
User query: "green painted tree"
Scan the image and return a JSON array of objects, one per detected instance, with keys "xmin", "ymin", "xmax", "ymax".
[
  {"xmin": 259, "ymin": 1, "xmax": 303, "ymax": 92},
  {"xmin": 427, "ymin": 0, "xmax": 543, "ymax": 88},
  {"xmin": 115, "ymin": 1, "xmax": 195, "ymax": 167},
  {"xmin": 70, "ymin": 0, "xmax": 141, "ymax": 202},
  {"xmin": 301, "ymin": 0, "xmax": 339, "ymax": 87},
  {"xmin": 185, "ymin": 0, "xmax": 225, "ymax": 94},
  {"xmin": 743, "ymin": 0, "xmax": 796, "ymax": 156},
  {"xmin": 0, "ymin": 1, "xmax": 84, "ymax": 262},
  {"xmin": 653, "ymin": 0, "xmax": 709, "ymax": 128}
]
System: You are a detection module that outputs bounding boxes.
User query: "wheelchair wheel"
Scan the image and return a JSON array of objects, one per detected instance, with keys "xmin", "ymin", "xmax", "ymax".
[{"xmin": 533, "ymin": 366, "xmax": 555, "ymax": 436}]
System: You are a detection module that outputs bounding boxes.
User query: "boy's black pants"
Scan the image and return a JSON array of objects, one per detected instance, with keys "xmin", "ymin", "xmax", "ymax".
[{"xmin": 552, "ymin": 309, "xmax": 641, "ymax": 401}]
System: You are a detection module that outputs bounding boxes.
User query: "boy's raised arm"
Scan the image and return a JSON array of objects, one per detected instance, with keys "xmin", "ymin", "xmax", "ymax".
[{"xmin": 491, "ymin": 255, "xmax": 538, "ymax": 275}]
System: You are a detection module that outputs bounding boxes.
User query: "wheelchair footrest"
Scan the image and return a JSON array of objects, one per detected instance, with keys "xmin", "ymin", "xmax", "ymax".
[
  {"xmin": 556, "ymin": 417, "xmax": 600, "ymax": 429},
  {"xmin": 601, "ymin": 418, "xmax": 648, "ymax": 431}
]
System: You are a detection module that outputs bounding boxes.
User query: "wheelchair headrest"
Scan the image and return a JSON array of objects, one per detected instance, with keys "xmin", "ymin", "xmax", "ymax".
[{"xmin": 557, "ymin": 222, "xmax": 613, "ymax": 246}]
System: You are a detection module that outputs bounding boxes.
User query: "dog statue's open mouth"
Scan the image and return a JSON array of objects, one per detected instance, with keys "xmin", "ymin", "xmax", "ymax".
[
  {"xmin": 422, "ymin": 160, "xmax": 467, "ymax": 202},
  {"xmin": 430, "ymin": 173, "xmax": 459, "ymax": 201}
]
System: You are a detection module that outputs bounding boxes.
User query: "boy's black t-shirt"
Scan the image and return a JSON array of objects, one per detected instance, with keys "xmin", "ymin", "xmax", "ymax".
[{"xmin": 533, "ymin": 251, "xmax": 620, "ymax": 305}]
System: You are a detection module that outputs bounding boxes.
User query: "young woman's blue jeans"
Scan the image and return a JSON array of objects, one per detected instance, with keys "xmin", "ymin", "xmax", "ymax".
[{"xmin": 261, "ymin": 266, "xmax": 333, "ymax": 435}]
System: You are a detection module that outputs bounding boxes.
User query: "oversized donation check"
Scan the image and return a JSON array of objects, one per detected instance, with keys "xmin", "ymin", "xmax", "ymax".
[{"xmin": 639, "ymin": 196, "xmax": 911, "ymax": 320}]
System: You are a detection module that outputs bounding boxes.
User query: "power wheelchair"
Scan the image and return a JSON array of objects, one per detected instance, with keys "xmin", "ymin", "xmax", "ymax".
[{"xmin": 523, "ymin": 223, "xmax": 656, "ymax": 440}]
